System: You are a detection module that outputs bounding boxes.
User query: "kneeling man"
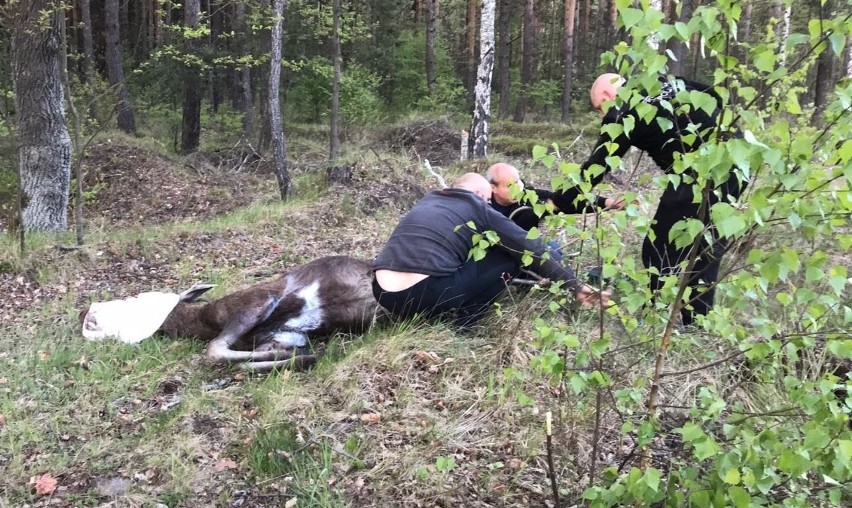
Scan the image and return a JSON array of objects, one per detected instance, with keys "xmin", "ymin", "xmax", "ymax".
[{"xmin": 372, "ymin": 173, "xmax": 609, "ymax": 327}]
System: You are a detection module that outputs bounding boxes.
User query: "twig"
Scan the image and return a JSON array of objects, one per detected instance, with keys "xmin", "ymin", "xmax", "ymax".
[
  {"xmin": 544, "ymin": 412, "xmax": 561, "ymax": 508},
  {"xmin": 423, "ymin": 159, "xmax": 447, "ymax": 188}
]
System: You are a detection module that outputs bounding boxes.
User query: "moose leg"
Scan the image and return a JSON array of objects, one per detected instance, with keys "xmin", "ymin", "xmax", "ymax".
[
  {"xmin": 205, "ymin": 295, "xmax": 300, "ymax": 364},
  {"xmin": 240, "ymin": 354, "xmax": 318, "ymax": 372}
]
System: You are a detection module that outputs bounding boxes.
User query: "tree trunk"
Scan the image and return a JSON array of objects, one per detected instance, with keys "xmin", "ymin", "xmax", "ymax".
[
  {"xmin": 779, "ymin": 5, "xmax": 792, "ymax": 67},
  {"xmin": 471, "ymin": 0, "xmax": 496, "ymax": 158},
  {"xmin": 497, "ymin": 0, "xmax": 512, "ymax": 119},
  {"xmin": 270, "ymin": 0, "xmax": 291, "ymax": 199},
  {"xmin": 425, "ymin": 0, "xmax": 436, "ymax": 94},
  {"xmin": 738, "ymin": 0, "xmax": 752, "ymax": 62},
  {"xmin": 79, "ymin": 0, "xmax": 98, "ymax": 120},
  {"xmin": 667, "ymin": 0, "xmax": 693, "ymax": 76},
  {"xmin": 513, "ymin": 0, "xmax": 536, "ymax": 122},
  {"xmin": 561, "ymin": 0, "xmax": 577, "ymax": 122},
  {"xmin": 845, "ymin": 34, "xmax": 852, "ymax": 79},
  {"xmin": 466, "ymin": 0, "xmax": 478, "ymax": 105},
  {"xmin": 811, "ymin": 0, "xmax": 835, "ymax": 125},
  {"xmin": 330, "ymin": 0, "xmax": 341, "ymax": 162},
  {"xmin": 181, "ymin": 0, "xmax": 202, "ymax": 154},
  {"xmin": 11, "ymin": 0, "xmax": 72, "ymax": 232},
  {"xmin": 106, "ymin": 0, "xmax": 137, "ymax": 134},
  {"xmin": 236, "ymin": 1, "xmax": 253, "ymax": 140}
]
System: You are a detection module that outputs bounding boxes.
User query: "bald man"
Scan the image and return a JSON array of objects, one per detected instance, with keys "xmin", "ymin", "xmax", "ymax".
[
  {"xmin": 553, "ymin": 74, "xmax": 747, "ymax": 326},
  {"xmin": 486, "ymin": 162, "xmax": 624, "ymax": 231},
  {"xmin": 373, "ymin": 172, "xmax": 608, "ymax": 327}
]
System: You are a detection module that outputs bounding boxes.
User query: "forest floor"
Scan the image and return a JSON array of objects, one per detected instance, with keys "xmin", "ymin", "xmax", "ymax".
[{"xmin": 0, "ymin": 121, "xmax": 809, "ymax": 508}]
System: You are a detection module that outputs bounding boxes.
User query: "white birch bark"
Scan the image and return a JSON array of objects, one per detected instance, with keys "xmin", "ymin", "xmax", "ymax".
[
  {"xmin": 471, "ymin": 0, "xmax": 496, "ymax": 158},
  {"xmin": 12, "ymin": 0, "xmax": 72, "ymax": 232}
]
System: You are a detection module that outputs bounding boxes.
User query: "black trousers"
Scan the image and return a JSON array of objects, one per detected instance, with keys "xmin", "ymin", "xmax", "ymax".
[
  {"xmin": 372, "ymin": 249, "xmax": 520, "ymax": 328},
  {"xmin": 644, "ymin": 173, "xmax": 745, "ymax": 325}
]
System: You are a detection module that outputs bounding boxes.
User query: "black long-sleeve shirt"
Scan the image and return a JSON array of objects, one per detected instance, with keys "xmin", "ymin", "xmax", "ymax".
[
  {"xmin": 491, "ymin": 186, "xmax": 608, "ymax": 231},
  {"xmin": 553, "ymin": 76, "xmax": 730, "ymax": 211},
  {"xmin": 373, "ymin": 188, "xmax": 581, "ymax": 291}
]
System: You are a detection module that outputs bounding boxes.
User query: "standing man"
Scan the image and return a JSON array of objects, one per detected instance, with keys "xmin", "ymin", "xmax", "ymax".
[
  {"xmin": 372, "ymin": 173, "xmax": 609, "ymax": 327},
  {"xmin": 554, "ymin": 74, "xmax": 747, "ymax": 325}
]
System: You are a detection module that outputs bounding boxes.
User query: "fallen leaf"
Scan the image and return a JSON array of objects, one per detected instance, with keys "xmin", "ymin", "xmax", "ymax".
[
  {"xmin": 360, "ymin": 413, "xmax": 381, "ymax": 425},
  {"xmin": 30, "ymin": 473, "xmax": 58, "ymax": 496},
  {"xmin": 285, "ymin": 497, "xmax": 298, "ymax": 508},
  {"xmin": 414, "ymin": 351, "xmax": 440, "ymax": 364},
  {"xmin": 214, "ymin": 458, "xmax": 238, "ymax": 472}
]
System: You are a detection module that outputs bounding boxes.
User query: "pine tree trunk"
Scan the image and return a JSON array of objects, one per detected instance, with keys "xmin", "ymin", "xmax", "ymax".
[
  {"xmin": 811, "ymin": 0, "xmax": 835, "ymax": 125},
  {"xmin": 106, "ymin": 0, "xmax": 137, "ymax": 134},
  {"xmin": 466, "ymin": 0, "xmax": 478, "ymax": 104},
  {"xmin": 330, "ymin": 0, "xmax": 341, "ymax": 162},
  {"xmin": 667, "ymin": 0, "xmax": 693, "ymax": 76},
  {"xmin": 425, "ymin": 0, "xmax": 437, "ymax": 94},
  {"xmin": 513, "ymin": 0, "xmax": 536, "ymax": 122},
  {"xmin": 270, "ymin": 0, "xmax": 291, "ymax": 199},
  {"xmin": 471, "ymin": 0, "xmax": 496, "ymax": 158},
  {"xmin": 561, "ymin": 0, "xmax": 577, "ymax": 122},
  {"xmin": 11, "ymin": 0, "xmax": 72, "ymax": 232},
  {"xmin": 236, "ymin": 1, "xmax": 253, "ymax": 141},
  {"xmin": 497, "ymin": 0, "xmax": 512, "ymax": 119},
  {"xmin": 79, "ymin": 0, "xmax": 98, "ymax": 120},
  {"xmin": 181, "ymin": 0, "xmax": 202, "ymax": 154}
]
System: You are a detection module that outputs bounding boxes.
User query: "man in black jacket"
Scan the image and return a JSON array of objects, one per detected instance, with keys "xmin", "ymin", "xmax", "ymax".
[
  {"xmin": 372, "ymin": 173, "xmax": 609, "ymax": 327},
  {"xmin": 553, "ymin": 74, "xmax": 747, "ymax": 325},
  {"xmin": 487, "ymin": 162, "xmax": 626, "ymax": 230}
]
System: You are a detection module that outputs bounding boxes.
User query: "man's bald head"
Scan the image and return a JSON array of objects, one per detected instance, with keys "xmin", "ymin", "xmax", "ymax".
[
  {"xmin": 590, "ymin": 73, "xmax": 625, "ymax": 112},
  {"xmin": 486, "ymin": 162, "xmax": 523, "ymax": 206},
  {"xmin": 453, "ymin": 172, "xmax": 492, "ymax": 202}
]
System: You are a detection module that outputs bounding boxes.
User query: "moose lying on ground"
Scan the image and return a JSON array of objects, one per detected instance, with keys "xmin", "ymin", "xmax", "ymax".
[{"xmin": 83, "ymin": 256, "xmax": 381, "ymax": 371}]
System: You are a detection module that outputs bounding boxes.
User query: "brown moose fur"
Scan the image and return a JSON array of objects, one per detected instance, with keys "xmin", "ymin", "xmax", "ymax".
[{"xmin": 159, "ymin": 255, "xmax": 380, "ymax": 370}]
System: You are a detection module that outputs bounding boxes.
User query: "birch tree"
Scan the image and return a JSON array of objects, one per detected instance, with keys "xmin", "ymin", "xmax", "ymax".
[
  {"xmin": 10, "ymin": 0, "xmax": 72, "ymax": 232},
  {"xmin": 471, "ymin": 0, "xmax": 496, "ymax": 158},
  {"xmin": 270, "ymin": 0, "xmax": 291, "ymax": 199}
]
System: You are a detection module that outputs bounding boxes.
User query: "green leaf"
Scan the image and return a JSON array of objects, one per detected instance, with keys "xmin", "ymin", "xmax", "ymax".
[
  {"xmin": 711, "ymin": 203, "xmax": 746, "ymax": 238},
  {"xmin": 693, "ymin": 437, "xmax": 720, "ymax": 460},
  {"xmin": 644, "ymin": 468, "xmax": 662, "ymax": 492},
  {"xmin": 778, "ymin": 449, "xmax": 810, "ymax": 476},
  {"xmin": 621, "ymin": 8, "xmax": 644, "ymax": 29},
  {"xmin": 728, "ymin": 486, "xmax": 750, "ymax": 508},
  {"xmin": 754, "ymin": 49, "xmax": 776, "ymax": 72},
  {"xmin": 722, "ymin": 468, "xmax": 741, "ymax": 485},
  {"xmin": 532, "ymin": 145, "xmax": 547, "ymax": 161},
  {"xmin": 526, "ymin": 227, "xmax": 540, "ymax": 240}
]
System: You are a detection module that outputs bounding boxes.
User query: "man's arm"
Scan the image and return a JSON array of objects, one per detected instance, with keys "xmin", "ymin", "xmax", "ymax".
[
  {"xmin": 551, "ymin": 112, "xmax": 634, "ymax": 212},
  {"xmin": 486, "ymin": 209, "xmax": 582, "ymax": 292}
]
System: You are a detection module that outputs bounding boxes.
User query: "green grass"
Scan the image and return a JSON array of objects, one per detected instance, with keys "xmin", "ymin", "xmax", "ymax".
[{"xmin": 2, "ymin": 122, "xmax": 849, "ymax": 507}]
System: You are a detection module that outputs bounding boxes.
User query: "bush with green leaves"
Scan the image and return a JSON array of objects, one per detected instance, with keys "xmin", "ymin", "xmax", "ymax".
[
  {"xmin": 285, "ymin": 56, "xmax": 386, "ymax": 126},
  {"xmin": 482, "ymin": 1, "xmax": 852, "ymax": 506},
  {"xmin": 391, "ymin": 29, "xmax": 466, "ymax": 116}
]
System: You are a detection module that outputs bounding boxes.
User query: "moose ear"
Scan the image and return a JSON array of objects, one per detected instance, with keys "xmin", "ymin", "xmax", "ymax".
[{"xmin": 179, "ymin": 284, "xmax": 217, "ymax": 302}]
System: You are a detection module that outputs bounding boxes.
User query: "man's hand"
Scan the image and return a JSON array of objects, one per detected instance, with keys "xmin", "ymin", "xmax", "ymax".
[
  {"xmin": 603, "ymin": 196, "xmax": 640, "ymax": 210},
  {"xmin": 574, "ymin": 284, "xmax": 612, "ymax": 308}
]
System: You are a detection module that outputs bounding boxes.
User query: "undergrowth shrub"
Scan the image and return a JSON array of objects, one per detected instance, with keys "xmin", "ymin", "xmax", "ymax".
[{"xmin": 477, "ymin": 2, "xmax": 852, "ymax": 506}]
